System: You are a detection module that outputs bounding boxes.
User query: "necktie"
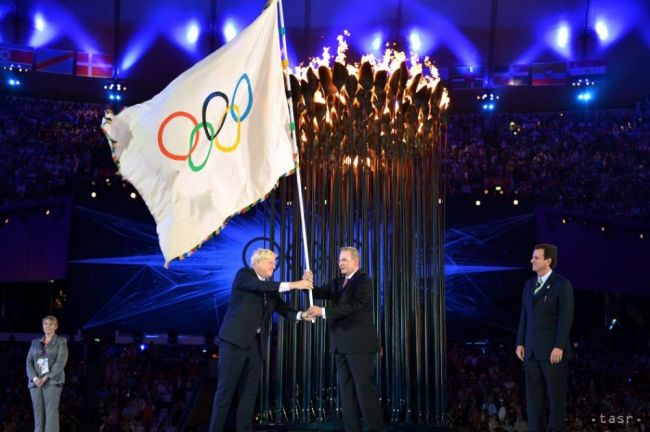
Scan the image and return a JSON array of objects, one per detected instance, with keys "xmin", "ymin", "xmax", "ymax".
[
  {"xmin": 342, "ymin": 278, "xmax": 349, "ymax": 288},
  {"xmin": 258, "ymin": 293, "xmax": 270, "ymax": 333},
  {"xmin": 534, "ymin": 279, "xmax": 543, "ymax": 295}
]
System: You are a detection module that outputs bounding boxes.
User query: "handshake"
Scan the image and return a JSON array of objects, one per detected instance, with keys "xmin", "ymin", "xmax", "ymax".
[
  {"xmin": 287, "ymin": 270, "xmax": 324, "ymax": 321},
  {"xmin": 301, "ymin": 304, "xmax": 324, "ymax": 320}
]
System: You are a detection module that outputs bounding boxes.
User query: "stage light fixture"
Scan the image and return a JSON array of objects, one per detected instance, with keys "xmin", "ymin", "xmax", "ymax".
[
  {"xmin": 478, "ymin": 91, "xmax": 499, "ymax": 111},
  {"xmin": 104, "ymin": 79, "xmax": 127, "ymax": 102},
  {"xmin": 34, "ymin": 13, "xmax": 46, "ymax": 32},
  {"xmin": 409, "ymin": 30, "xmax": 422, "ymax": 53},
  {"xmin": 556, "ymin": 25, "xmax": 570, "ymax": 49},
  {"xmin": 571, "ymin": 78, "xmax": 596, "ymax": 87},
  {"xmin": 475, "ymin": 200, "xmax": 481, "ymax": 207},
  {"xmin": 595, "ymin": 20, "xmax": 609, "ymax": 41},
  {"xmin": 186, "ymin": 22, "xmax": 200, "ymax": 44},
  {"xmin": 577, "ymin": 90, "xmax": 594, "ymax": 103},
  {"xmin": 223, "ymin": 20, "xmax": 238, "ymax": 42},
  {"xmin": 608, "ymin": 318, "xmax": 617, "ymax": 331}
]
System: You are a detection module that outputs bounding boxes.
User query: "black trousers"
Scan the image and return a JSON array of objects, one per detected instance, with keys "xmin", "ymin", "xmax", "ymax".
[
  {"xmin": 335, "ymin": 352, "xmax": 384, "ymax": 432},
  {"xmin": 525, "ymin": 357, "xmax": 569, "ymax": 432},
  {"xmin": 209, "ymin": 337, "xmax": 262, "ymax": 432}
]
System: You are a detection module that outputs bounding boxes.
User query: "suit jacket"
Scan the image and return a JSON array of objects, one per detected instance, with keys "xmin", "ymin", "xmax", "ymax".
[
  {"xmin": 26, "ymin": 334, "xmax": 68, "ymax": 387},
  {"xmin": 516, "ymin": 271, "xmax": 574, "ymax": 360},
  {"xmin": 218, "ymin": 267, "xmax": 300, "ymax": 356},
  {"xmin": 312, "ymin": 271, "xmax": 380, "ymax": 354}
]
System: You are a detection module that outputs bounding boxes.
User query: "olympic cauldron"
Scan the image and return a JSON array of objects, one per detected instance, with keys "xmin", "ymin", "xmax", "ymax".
[{"xmin": 257, "ymin": 44, "xmax": 451, "ymax": 426}]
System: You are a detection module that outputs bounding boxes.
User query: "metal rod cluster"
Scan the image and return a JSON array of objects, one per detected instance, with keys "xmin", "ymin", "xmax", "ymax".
[{"xmin": 259, "ymin": 57, "xmax": 449, "ymax": 425}]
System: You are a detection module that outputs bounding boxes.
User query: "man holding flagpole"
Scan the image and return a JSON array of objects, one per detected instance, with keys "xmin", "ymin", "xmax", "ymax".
[
  {"xmin": 101, "ymin": 0, "xmax": 320, "ymax": 429},
  {"xmin": 209, "ymin": 248, "xmax": 312, "ymax": 432},
  {"xmin": 303, "ymin": 247, "xmax": 384, "ymax": 432}
]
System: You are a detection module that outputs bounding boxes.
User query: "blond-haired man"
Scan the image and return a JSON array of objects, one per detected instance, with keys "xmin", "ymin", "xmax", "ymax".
[{"xmin": 209, "ymin": 248, "xmax": 312, "ymax": 432}]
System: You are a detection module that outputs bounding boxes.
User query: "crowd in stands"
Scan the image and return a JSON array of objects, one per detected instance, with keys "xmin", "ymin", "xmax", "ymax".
[
  {"xmin": 446, "ymin": 106, "xmax": 650, "ymax": 221},
  {"xmin": 1, "ymin": 94, "xmax": 649, "ymax": 221},
  {"xmin": 0, "ymin": 337, "xmax": 204, "ymax": 431},
  {"xmin": 0, "ymin": 95, "xmax": 112, "ymax": 203},
  {"xmin": 447, "ymin": 340, "xmax": 649, "ymax": 431}
]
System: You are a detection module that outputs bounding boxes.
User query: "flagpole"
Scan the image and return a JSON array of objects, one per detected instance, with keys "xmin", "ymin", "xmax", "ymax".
[{"xmin": 276, "ymin": 0, "xmax": 314, "ymax": 308}]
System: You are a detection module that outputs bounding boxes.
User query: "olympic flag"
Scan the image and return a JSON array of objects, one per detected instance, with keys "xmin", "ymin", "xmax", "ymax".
[{"xmin": 102, "ymin": 1, "xmax": 295, "ymax": 266}]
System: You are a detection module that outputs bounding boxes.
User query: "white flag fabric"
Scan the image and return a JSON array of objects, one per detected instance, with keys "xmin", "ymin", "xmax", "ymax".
[{"xmin": 102, "ymin": 1, "xmax": 295, "ymax": 266}]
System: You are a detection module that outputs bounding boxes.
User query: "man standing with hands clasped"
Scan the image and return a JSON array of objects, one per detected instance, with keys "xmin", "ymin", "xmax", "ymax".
[
  {"xmin": 303, "ymin": 247, "xmax": 384, "ymax": 432},
  {"xmin": 516, "ymin": 243, "xmax": 574, "ymax": 432}
]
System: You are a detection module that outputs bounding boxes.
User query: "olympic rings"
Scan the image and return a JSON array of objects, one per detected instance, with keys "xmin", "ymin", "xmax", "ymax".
[
  {"xmin": 157, "ymin": 73, "xmax": 253, "ymax": 172},
  {"xmin": 201, "ymin": 91, "xmax": 228, "ymax": 141},
  {"xmin": 157, "ymin": 111, "xmax": 200, "ymax": 161},
  {"xmin": 230, "ymin": 74, "xmax": 252, "ymax": 122},
  {"xmin": 189, "ymin": 122, "xmax": 214, "ymax": 172},
  {"xmin": 215, "ymin": 104, "xmax": 241, "ymax": 153}
]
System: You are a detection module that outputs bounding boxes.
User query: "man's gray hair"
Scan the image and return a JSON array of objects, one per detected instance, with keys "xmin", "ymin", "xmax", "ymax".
[{"xmin": 340, "ymin": 246, "xmax": 360, "ymax": 261}]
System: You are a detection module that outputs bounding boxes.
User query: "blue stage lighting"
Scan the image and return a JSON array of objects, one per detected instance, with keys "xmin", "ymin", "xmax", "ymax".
[
  {"xmin": 595, "ymin": 20, "xmax": 609, "ymax": 41},
  {"xmin": 34, "ymin": 13, "xmax": 46, "ymax": 32},
  {"xmin": 104, "ymin": 79, "xmax": 127, "ymax": 102},
  {"xmin": 478, "ymin": 92, "xmax": 498, "ymax": 111},
  {"xmin": 371, "ymin": 33, "xmax": 383, "ymax": 52},
  {"xmin": 409, "ymin": 30, "xmax": 422, "ymax": 53},
  {"xmin": 556, "ymin": 25, "xmax": 569, "ymax": 49},
  {"xmin": 71, "ymin": 205, "xmax": 530, "ymax": 332},
  {"xmin": 577, "ymin": 90, "xmax": 594, "ymax": 103},
  {"xmin": 186, "ymin": 22, "xmax": 200, "ymax": 44},
  {"xmin": 29, "ymin": 10, "xmax": 56, "ymax": 47},
  {"xmin": 29, "ymin": 6, "xmax": 97, "ymax": 51},
  {"xmin": 223, "ymin": 20, "xmax": 238, "ymax": 42}
]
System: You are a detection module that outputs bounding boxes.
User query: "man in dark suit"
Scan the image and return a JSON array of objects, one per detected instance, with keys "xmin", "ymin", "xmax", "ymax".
[
  {"xmin": 304, "ymin": 247, "xmax": 384, "ymax": 432},
  {"xmin": 209, "ymin": 248, "xmax": 312, "ymax": 432},
  {"xmin": 516, "ymin": 243, "xmax": 574, "ymax": 432}
]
